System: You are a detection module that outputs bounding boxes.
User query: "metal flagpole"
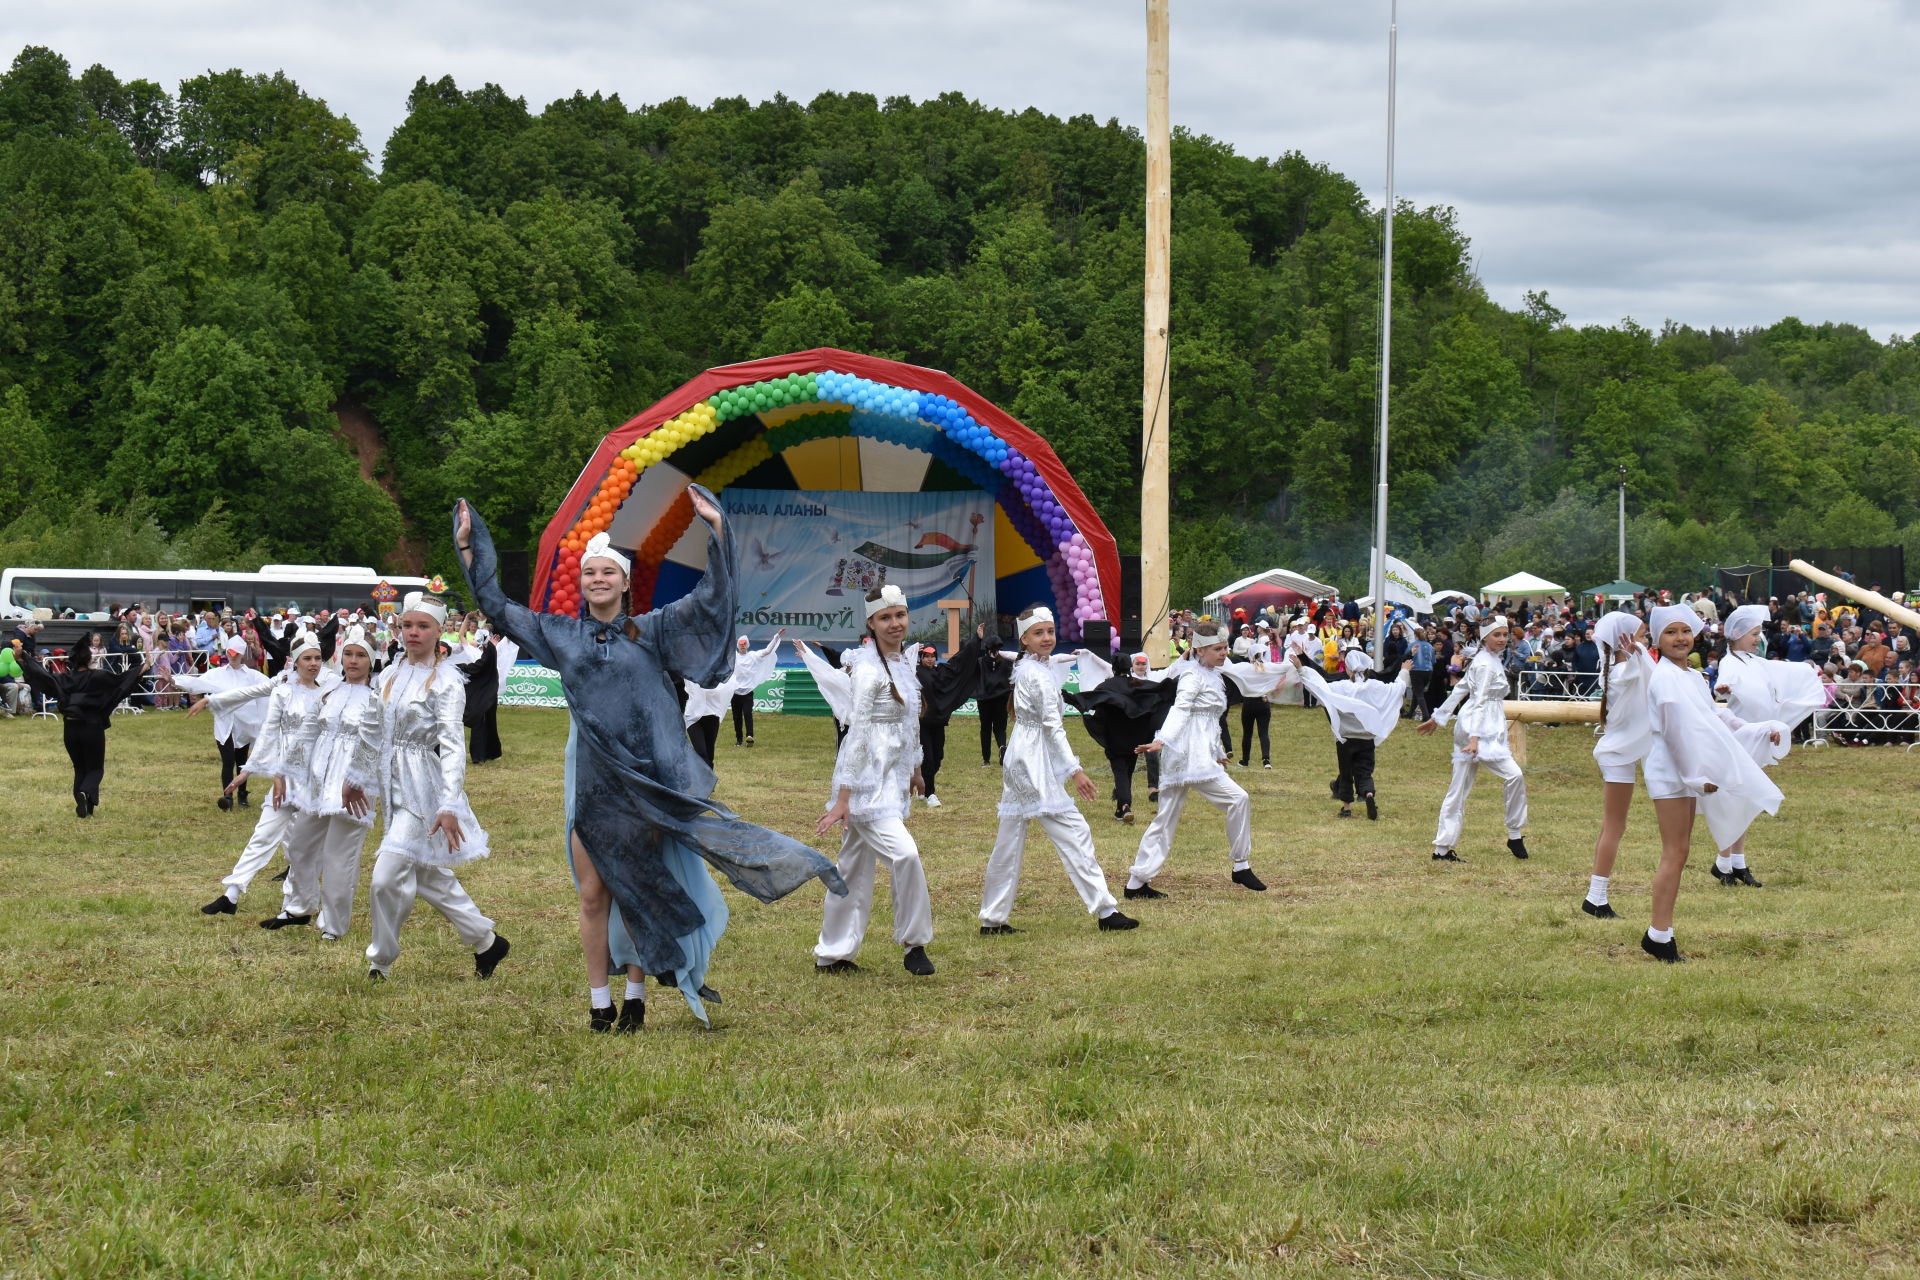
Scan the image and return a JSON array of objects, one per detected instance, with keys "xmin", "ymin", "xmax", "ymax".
[{"xmin": 1371, "ymin": 0, "xmax": 1398, "ymax": 660}]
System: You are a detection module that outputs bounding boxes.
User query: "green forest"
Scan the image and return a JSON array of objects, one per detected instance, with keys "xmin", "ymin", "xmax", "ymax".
[{"xmin": 3, "ymin": 45, "xmax": 1917, "ymax": 602}]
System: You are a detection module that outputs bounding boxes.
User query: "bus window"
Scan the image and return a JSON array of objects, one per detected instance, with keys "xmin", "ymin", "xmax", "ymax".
[{"xmin": 11, "ymin": 576, "xmax": 98, "ymax": 615}]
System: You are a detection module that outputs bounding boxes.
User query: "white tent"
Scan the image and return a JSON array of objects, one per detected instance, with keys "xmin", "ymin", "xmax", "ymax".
[
  {"xmin": 1203, "ymin": 568, "xmax": 1337, "ymax": 609},
  {"xmin": 1431, "ymin": 589, "xmax": 1473, "ymax": 606},
  {"xmin": 1481, "ymin": 571, "xmax": 1565, "ymax": 597}
]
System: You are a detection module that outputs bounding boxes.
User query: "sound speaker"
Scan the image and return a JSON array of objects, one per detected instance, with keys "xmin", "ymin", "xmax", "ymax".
[
  {"xmin": 1081, "ymin": 619, "xmax": 1112, "ymax": 655},
  {"xmin": 497, "ymin": 550, "xmax": 531, "ymax": 609},
  {"xmin": 1117, "ymin": 555, "xmax": 1143, "ymax": 650}
]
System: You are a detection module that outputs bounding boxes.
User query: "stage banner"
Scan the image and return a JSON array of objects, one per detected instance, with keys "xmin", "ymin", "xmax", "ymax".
[
  {"xmin": 499, "ymin": 662, "xmax": 567, "ymax": 707},
  {"xmin": 723, "ymin": 488, "xmax": 996, "ymax": 645}
]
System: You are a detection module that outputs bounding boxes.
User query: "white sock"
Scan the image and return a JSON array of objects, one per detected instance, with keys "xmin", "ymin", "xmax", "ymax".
[
  {"xmin": 625, "ymin": 980, "xmax": 646, "ymax": 1001},
  {"xmin": 589, "ymin": 985, "xmax": 612, "ymax": 1010},
  {"xmin": 1125, "ymin": 876, "xmax": 1144, "ymax": 890},
  {"xmin": 1715, "ymin": 854, "xmax": 1734, "ymax": 874},
  {"xmin": 1232, "ymin": 859, "xmax": 1251, "ymax": 872},
  {"xmin": 1730, "ymin": 852, "xmax": 1747, "ymax": 869},
  {"xmin": 1647, "ymin": 926, "xmax": 1674, "ymax": 944},
  {"xmin": 225, "ymin": 888, "xmax": 240, "ymax": 903},
  {"xmin": 1097, "ymin": 906, "xmax": 1116, "ymax": 919},
  {"xmin": 1587, "ymin": 875, "xmax": 1609, "ymax": 906}
]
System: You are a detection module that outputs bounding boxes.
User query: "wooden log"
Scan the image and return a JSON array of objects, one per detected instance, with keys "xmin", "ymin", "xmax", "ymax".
[
  {"xmin": 1788, "ymin": 560, "xmax": 1920, "ymax": 632},
  {"xmin": 1502, "ymin": 700, "xmax": 1601, "ymax": 723},
  {"xmin": 1140, "ymin": 0, "xmax": 1172, "ymax": 663}
]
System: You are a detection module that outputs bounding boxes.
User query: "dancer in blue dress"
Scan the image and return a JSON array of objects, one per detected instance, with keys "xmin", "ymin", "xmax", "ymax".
[{"xmin": 456, "ymin": 487, "xmax": 843, "ymax": 1030}]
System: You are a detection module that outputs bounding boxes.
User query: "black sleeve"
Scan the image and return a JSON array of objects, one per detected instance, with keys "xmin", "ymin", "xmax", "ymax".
[
  {"xmin": 319, "ymin": 615, "xmax": 341, "ymax": 662},
  {"xmin": 17, "ymin": 651, "xmax": 66, "ymax": 703}
]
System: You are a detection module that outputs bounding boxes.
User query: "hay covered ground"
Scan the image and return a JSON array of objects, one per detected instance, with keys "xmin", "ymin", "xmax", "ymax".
[{"xmin": 1, "ymin": 703, "xmax": 1915, "ymax": 1278}]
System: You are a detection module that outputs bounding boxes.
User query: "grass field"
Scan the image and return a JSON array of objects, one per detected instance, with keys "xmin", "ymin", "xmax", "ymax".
[{"xmin": 1, "ymin": 702, "xmax": 1916, "ymax": 1278}]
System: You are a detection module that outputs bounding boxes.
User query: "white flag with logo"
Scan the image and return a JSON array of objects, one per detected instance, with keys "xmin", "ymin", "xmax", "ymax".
[{"xmin": 1371, "ymin": 549, "xmax": 1433, "ymax": 613}]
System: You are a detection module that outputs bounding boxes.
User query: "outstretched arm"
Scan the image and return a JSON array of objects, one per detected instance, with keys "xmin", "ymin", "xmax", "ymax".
[
  {"xmin": 455, "ymin": 499, "xmax": 563, "ymax": 669},
  {"xmin": 638, "ymin": 485, "xmax": 735, "ymax": 687}
]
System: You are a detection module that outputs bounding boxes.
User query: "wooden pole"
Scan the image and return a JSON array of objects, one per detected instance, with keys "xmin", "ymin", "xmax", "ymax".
[
  {"xmin": 1788, "ymin": 559, "xmax": 1920, "ymax": 632},
  {"xmin": 1500, "ymin": 699, "xmax": 1599, "ymax": 766},
  {"xmin": 1140, "ymin": 0, "xmax": 1172, "ymax": 666}
]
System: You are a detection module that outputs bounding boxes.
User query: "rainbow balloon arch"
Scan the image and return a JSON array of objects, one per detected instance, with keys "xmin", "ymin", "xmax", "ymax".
[{"xmin": 532, "ymin": 349, "xmax": 1120, "ymax": 644}]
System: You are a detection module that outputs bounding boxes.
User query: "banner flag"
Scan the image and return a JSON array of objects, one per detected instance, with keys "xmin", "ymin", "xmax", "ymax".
[
  {"xmin": 1371, "ymin": 548, "xmax": 1434, "ymax": 613},
  {"xmin": 724, "ymin": 488, "xmax": 996, "ymax": 644}
]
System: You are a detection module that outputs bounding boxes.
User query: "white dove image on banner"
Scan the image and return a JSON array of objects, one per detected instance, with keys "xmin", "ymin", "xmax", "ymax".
[
  {"xmin": 723, "ymin": 488, "xmax": 994, "ymax": 644},
  {"xmin": 1370, "ymin": 549, "xmax": 1434, "ymax": 614}
]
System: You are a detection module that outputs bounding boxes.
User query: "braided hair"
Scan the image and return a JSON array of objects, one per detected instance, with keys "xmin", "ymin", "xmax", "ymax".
[{"xmin": 864, "ymin": 586, "xmax": 905, "ymax": 704}]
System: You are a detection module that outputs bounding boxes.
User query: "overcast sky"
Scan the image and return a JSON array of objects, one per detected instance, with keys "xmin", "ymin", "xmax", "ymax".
[{"xmin": 14, "ymin": 0, "xmax": 1918, "ymax": 338}]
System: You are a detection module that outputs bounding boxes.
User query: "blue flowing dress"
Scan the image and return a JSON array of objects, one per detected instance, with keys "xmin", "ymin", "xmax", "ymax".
[{"xmin": 458, "ymin": 494, "xmax": 845, "ymax": 1022}]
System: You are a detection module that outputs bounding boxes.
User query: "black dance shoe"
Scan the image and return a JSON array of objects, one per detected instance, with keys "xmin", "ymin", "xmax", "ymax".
[
  {"xmin": 979, "ymin": 923, "xmax": 1020, "ymax": 935},
  {"xmin": 1098, "ymin": 911, "xmax": 1140, "ymax": 931},
  {"xmin": 1231, "ymin": 867, "xmax": 1268, "ymax": 892},
  {"xmin": 200, "ymin": 895, "xmax": 237, "ymax": 915},
  {"xmin": 259, "ymin": 912, "xmax": 312, "ymax": 930},
  {"xmin": 474, "ymin": 934, "xmax": 511, "ymax": 979},
  {"xmin": 1432, "ymin": 849, "xmax": 1462, "ymax": 862},
  {"xmin": 817, "ymin": 959, "xmax": 861, "ymax": 974},
  {"xmin": 1337, "ymin": 807, "xmax": 1353, "ymax": 819},
  {"xmin": 367, "ymin": 969, "xmax": 385, "ymax": 982},
  {"xmin": 1641, "ymin": 933, "xmax": 1684, "ymax": 963},
  {"xmin": 615, "ymin": 1001, "xmax": 644, "ymax": 1033},
  {"xmin": 1123, "ymin": 883, "xmax": 1166, "ymax": 900},
  {"xmin": 1507, "ymin": 837, "xmax": 1530, "ymax": 860},
  {"xmin": 270, "ymin": 867, "xmax": 288, "ymax": 882},
  {"xmin": 1147, "ymin": 789, "xmax": 1158, "ymax": 804},
  {"xmin": 1364, "ymin": 793, "xmax": 1378, "ymax": 821},
  {"xmin": 1580, "ymin": 898, "xmax": 1620, "ymax": 919},
  {"xmin": 588, "ymin": 1004, "xmax": 616, "ymax": 1033},
  {"xmin": 1709, "ymin": 865, "xmax": 1735, "ymax": 885},
  {"xmin": 1735, "ymin": 868, "xmax": 1763, "ymax": 887},
  {"xmin": 902, "ymin": 946, "xmax": 936, "ymax": 976}
]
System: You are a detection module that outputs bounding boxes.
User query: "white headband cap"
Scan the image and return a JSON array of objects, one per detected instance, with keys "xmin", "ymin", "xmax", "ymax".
[
  {"xmin": 1724, "ymin": 604, "xmax": 1770, "ymax": 642},
  {"xmin": 1482, "ymin": 615, "xmax": 1511, "ymax": 636},
  {"xmin": 1593, "ymin": 611, "xmax": 1644, "ymax": 652},
  {"xmin": 1019, "ymin": 607, "xmax": 1055, "ymax": 638},
  {"xmin": 223, "ymin": 635, "xmax": 248, "ymax": 655},
  {"xmin": 1130, "ymin": 652, "xmax": 1150, "ymax": 664},
  {"xmin": 1344, "ymin": 647, "xmax": 1375, "ymax": 673},
  {"xmin": 864, "ymin": 584, "xmax": 908, "ymax": 619},
  {"xmin": 1649, "ymin": 604, "xmax": 1703, "ymax": 641},
  {"xmin": 581, "ymin": 531, "xmax": 631, "ymax": 577},
  {"xmin": 339, "ymin": 624, "xmax": 375, "ymax": 657},
  {"xmin": 287, "ymin": 629, "xmax": 322, "ymax": 662},
  {"xmin": 400, "ymin": 592, "xmax": 448, "ymax": 627}
]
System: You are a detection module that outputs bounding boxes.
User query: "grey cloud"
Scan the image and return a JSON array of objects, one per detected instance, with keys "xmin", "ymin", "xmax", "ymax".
[{"xmin": 12, "ymin": 0, "xmax": 1916, "ymax": 336}]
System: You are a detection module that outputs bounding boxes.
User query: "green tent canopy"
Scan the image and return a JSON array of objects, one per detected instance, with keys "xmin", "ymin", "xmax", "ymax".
[{"xmin": 1581, "ymin": 580, "xmax": 1646, "ymax": 599}]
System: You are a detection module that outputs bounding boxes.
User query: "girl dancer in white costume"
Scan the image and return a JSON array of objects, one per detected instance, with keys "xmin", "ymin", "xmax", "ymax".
[
  {"xmin": 1124, "ymin": 622, "xmax": 1269, "ymax": 900},
  {"xmin": 1708, "ymin": 604, "xmax": 1822, "ymax": 889},
  {"xmin": 346, "ymin": 593, "xmax": 508, "ymax": 982},
  {"xmin": 1640, "ymin": 605, "xmax": 1783, "ymax": 962},
  {"xmin": 176, "ymin": 635, "xmax": 269, "ymax": 810},
  {"xmin": 1418, "ymin": 616, "xmax": 1530, "ymax": 862},
  {"xmin": 193, "ymin": 630, "xmax": 333, "ymax": 927},
  {"xmin": 1581, "ymin": 612, "xmax": 1652, "ymax": 919},
  {"xmin": 813, "ymin": 585, "xmax": 936, "ymax": 978},
  {"xmin": 288, "ymin": 625, "xmax": 383, "ymax": 941},
  {"xmin": 977, "ymin": 606, "xmax": 1139, "ymax": 935}
]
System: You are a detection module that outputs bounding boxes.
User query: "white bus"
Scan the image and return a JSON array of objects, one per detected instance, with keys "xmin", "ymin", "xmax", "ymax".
[{"xmin": 0, "ymin": 565, "xmax": 433, "ymax": 621}]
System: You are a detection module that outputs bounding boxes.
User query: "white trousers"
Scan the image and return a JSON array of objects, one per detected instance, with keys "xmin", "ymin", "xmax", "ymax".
[
  {"xmin": 1432, "ymin": 754, "xmax": 1528, "ymax": 849},
  {"xmin": 980, "ymin": 810, "xmax": 1117, "ymax": 924},
  {"xmin": 1127, "ymin": 773, "xmax": 1252, "ymax": 886},
  {"xmin": 289, "ymin": 812, "xmax": 370, "ymax": 940},
  {"xmin": 365, "ymin": 838, "xmax": 496, "ymax": 976},
  {"xmin": 221, "ymin": 800, "xmax": 299, "ymax": 909},
  {"xmin": 814, "ymin": 815, "xmax": 933, "ymax": 963}
]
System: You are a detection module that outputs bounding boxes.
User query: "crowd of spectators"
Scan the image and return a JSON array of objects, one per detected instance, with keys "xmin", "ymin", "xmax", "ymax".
[
  {"xmin": 1, "ymin": 605, "xmax": 497, "ymax": 719},
  {"xmin": 1171, "ymin": 578, "xmax": 1920, "ymax": 746}
]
